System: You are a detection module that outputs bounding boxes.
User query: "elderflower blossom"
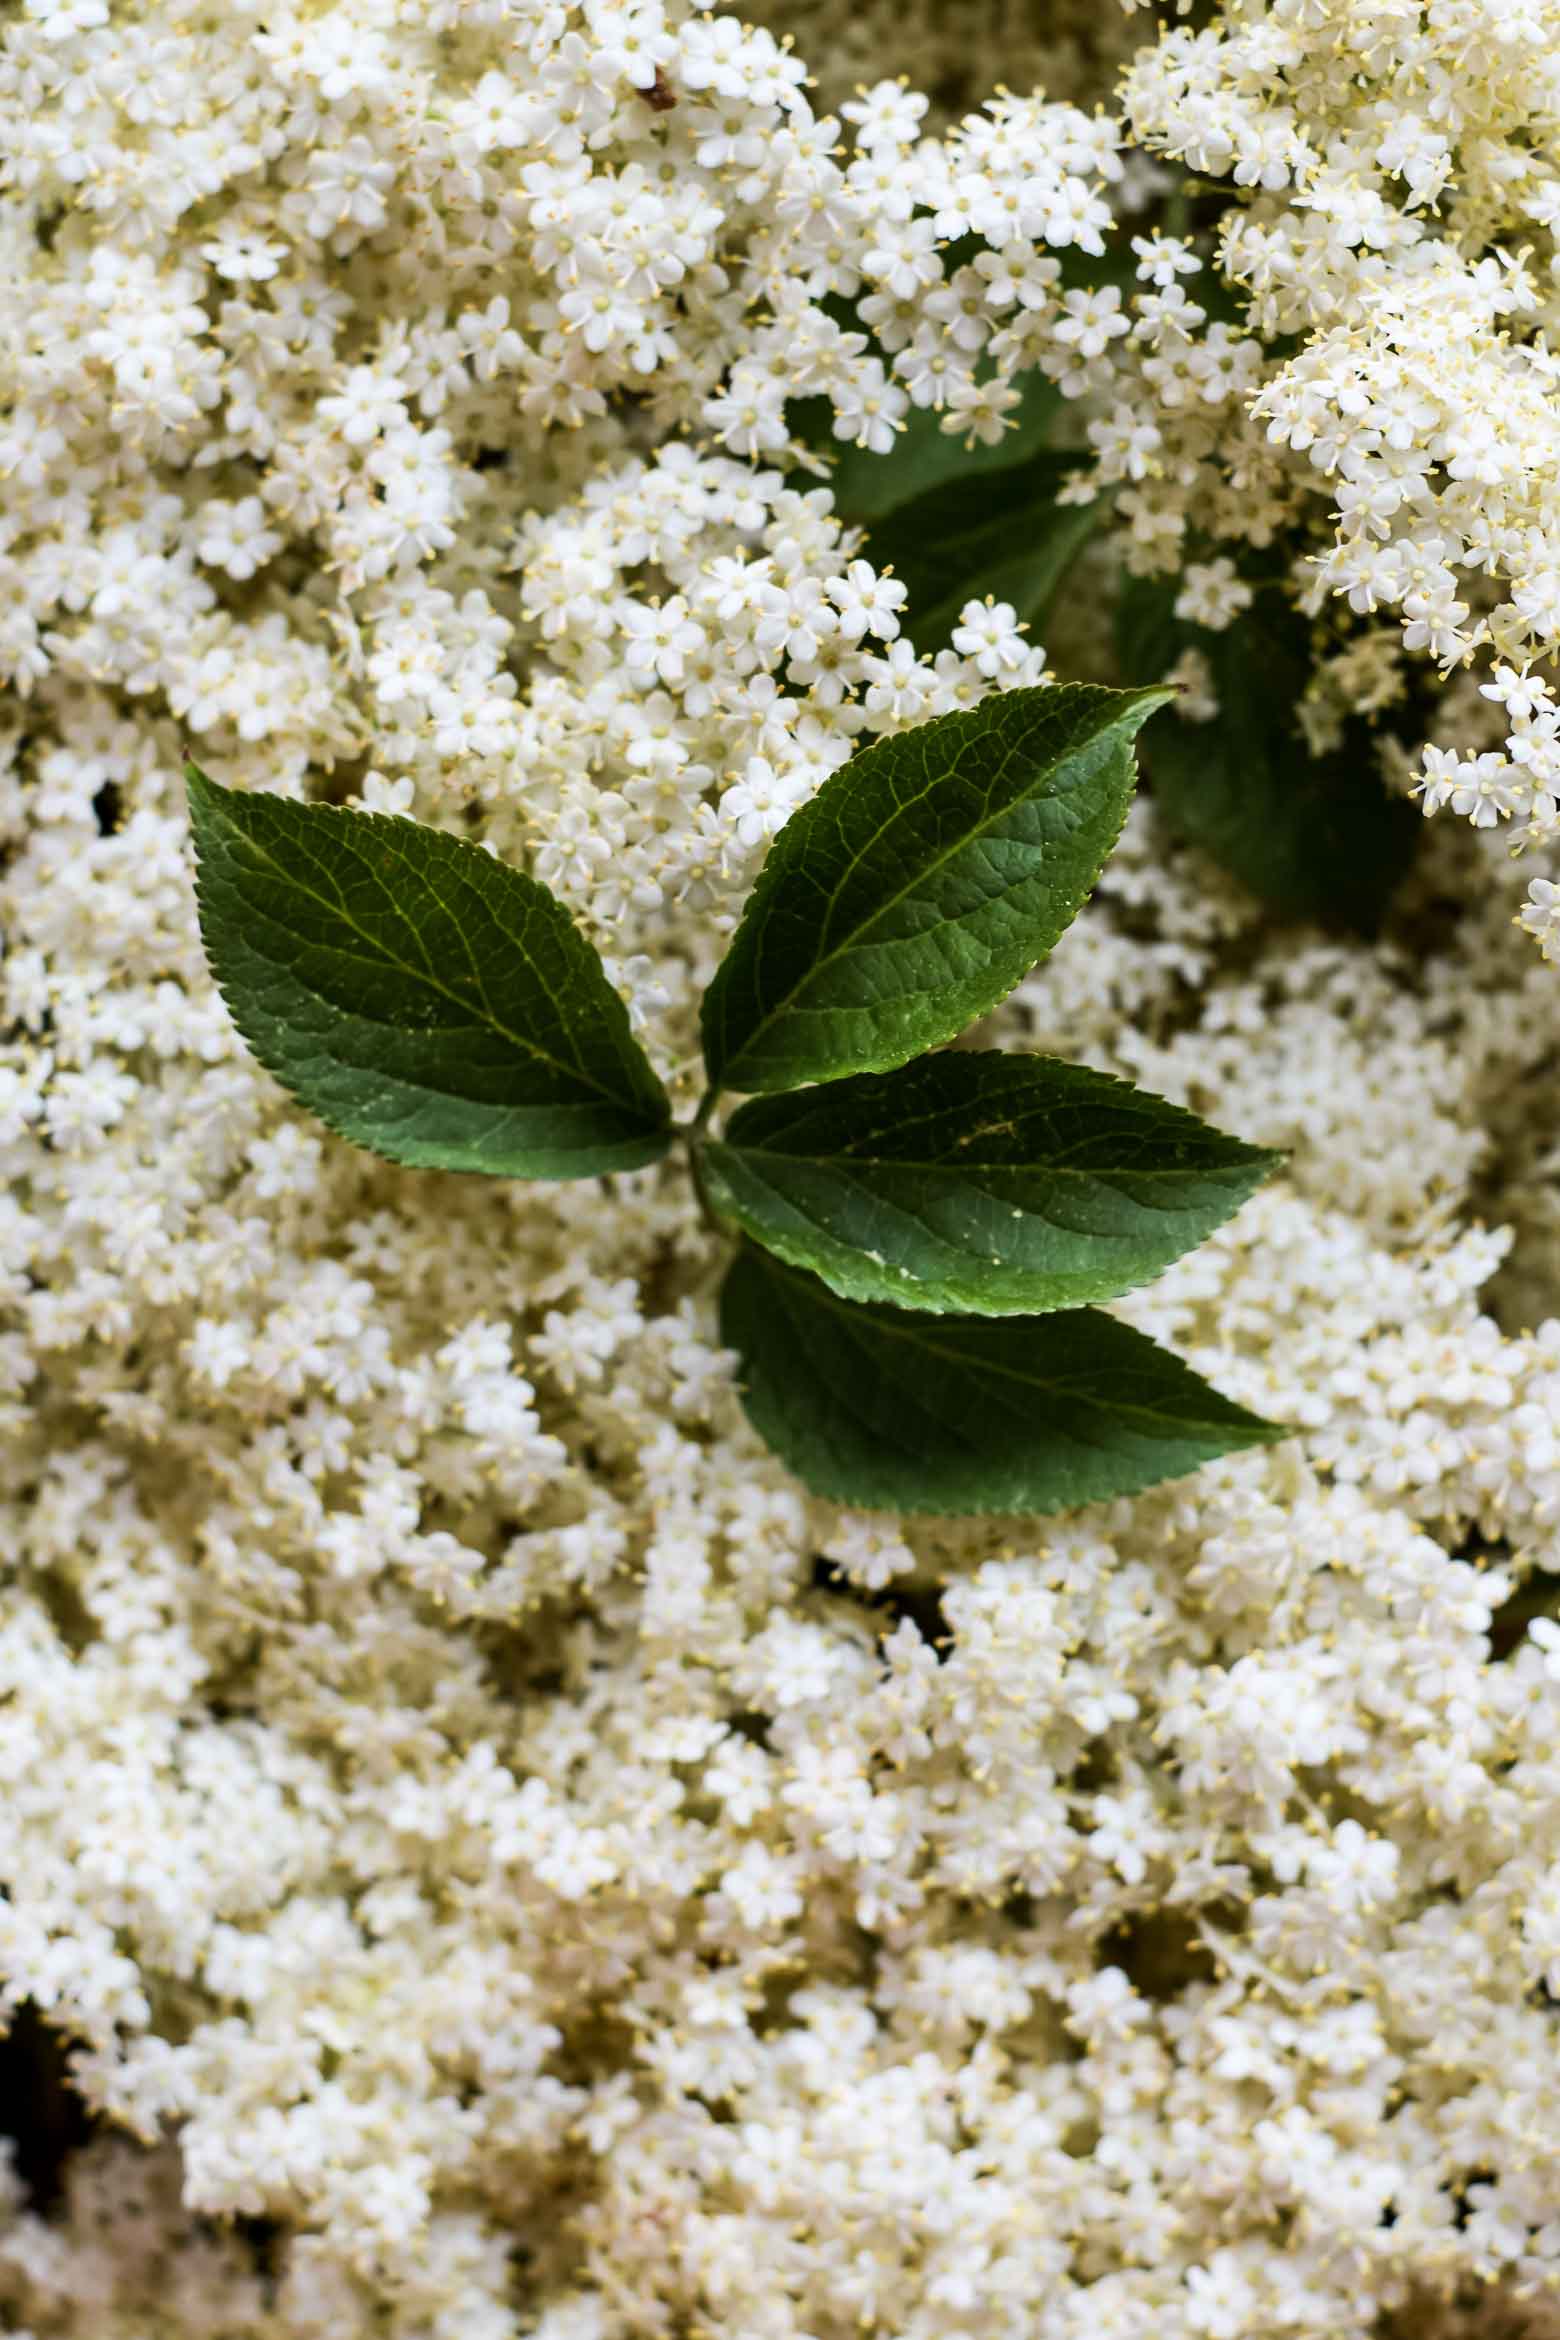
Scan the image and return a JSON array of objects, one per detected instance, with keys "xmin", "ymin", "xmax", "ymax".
[
  {"xmin": 2, "ymin": 0, "xmax": 1560, "ymax": 2335},
  {"xmin": 1115, "ymin": 0, "xmax": 1560, "ymax": 925}
]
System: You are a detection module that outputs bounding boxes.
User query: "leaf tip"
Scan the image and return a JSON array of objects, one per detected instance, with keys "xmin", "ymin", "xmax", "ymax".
[
  {"xmin": 1122, "ymin": 681, "xmax": 1181, "ymax": 732},
  {"xmin": 1221, "ymin": 1136, "xmax": 1289, "ymax": 1184}
]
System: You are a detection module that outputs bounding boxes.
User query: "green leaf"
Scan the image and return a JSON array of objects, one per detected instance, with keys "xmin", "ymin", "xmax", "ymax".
[
  {"xmin": 187, "ymin": 768, "xmax": 671, "ymax": 1178},
  {"xmin": 720, "ymin": 1247, "xmax": 1285, "ymax": 1516},
  {"xmin": 790, "ymin": 364, "xmax": 1062, "ymax": 521},
  {"xmin": 700, "ymin": 1053, "xmax": 1280, "ymax": 1314},
  {"xmin": 1116, "ymin": 574, "xmax": 1419, "ymax": 934},
  {"xmin": 865, "ymin": 447, "xmax": 1099, "ymax": 656},
  {"xmin": 700, "ymin": 681, "xmax": 1171, "ymax": 1096},
  {"xmin": 788, "ymin": 366, "xmax": 1092, "ymax": 653}
]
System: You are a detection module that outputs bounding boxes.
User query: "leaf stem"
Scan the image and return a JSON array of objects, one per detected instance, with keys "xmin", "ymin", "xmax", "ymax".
[
  {"xmin": 689, "ymin": 1087, "xmax": 719, "ymax": 1138},
  {"xmin": 670, "ymin": 1089, "xmax": 726, "ymax": 1236},
  {"xmin": 683, "ymin": 1129, "xmax": 725, "ymax": 1239}
]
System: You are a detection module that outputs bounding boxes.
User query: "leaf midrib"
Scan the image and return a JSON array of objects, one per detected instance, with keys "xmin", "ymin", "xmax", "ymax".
[
  {"xmin": 763, "ymin": 1255, "xmax": 1266, "ymax": 1435},
  {"xmin": 719, "ymin": 1135, "xmax": 1261, "ymax": 1187},
  {"xmin": 730, "ymin": 692, "xmax": 1153, "ymax": 1080}
]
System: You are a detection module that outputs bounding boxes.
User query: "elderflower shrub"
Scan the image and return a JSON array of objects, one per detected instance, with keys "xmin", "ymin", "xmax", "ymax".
[{"xmin": 3, "ymin": 0, "xmax": 1560, "ymax": 2336}]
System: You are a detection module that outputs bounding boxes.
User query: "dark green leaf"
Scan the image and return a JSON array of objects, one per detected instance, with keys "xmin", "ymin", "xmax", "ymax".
[
  {"xmin": 700, "ymin": 1052, "xmax": 1280, "ymax": 1313},
  {"xmin": 1117, "ymin": 574, "xmax": 1419, "ymax": 933},
  {"xmin": 187, "ymin": 768, "xmax": 671, "ymax": 1178},
  {"xmin": 720, "ymin": 1247, "xmax": 1285, "ymax": 1516},
  {"xmin": 865, "ymin": 447, "xmax": 1099, "ymax": 656},
  {"xmin": 783, "ymin": 298, "xmax": 1094, "ymax": 651},
  {"xmin": 700, "ymin": 681, "xmax": 1171, "ymax": 1095},
  {"xmin": 790, "ymin": 365, "xmax": 1063, "ymax": 521}
]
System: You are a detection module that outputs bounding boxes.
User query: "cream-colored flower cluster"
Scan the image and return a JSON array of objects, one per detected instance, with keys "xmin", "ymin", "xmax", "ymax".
[
  {"xmin": 1118, "ymin": 0, "xmax": 1560, "ymax": 956},
  {"xmin": 4, "ymin": 1, "xmax": 1560, "ymax": 2336}
]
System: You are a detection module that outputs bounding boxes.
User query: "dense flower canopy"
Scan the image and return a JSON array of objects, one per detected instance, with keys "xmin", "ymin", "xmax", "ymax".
[{"xmin": 3, "ymin": 1, "xmax": 1560, "ymax": 2335}]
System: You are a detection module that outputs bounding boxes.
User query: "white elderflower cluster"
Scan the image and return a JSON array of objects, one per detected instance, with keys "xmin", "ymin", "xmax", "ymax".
[
  {"xmin": 1116, "ymin": 0, "xmax": 1560, "ymax": 953},
  {"xmin": 3, "ymin": 0, "xmax": 1560, "ymax": 2335}
]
